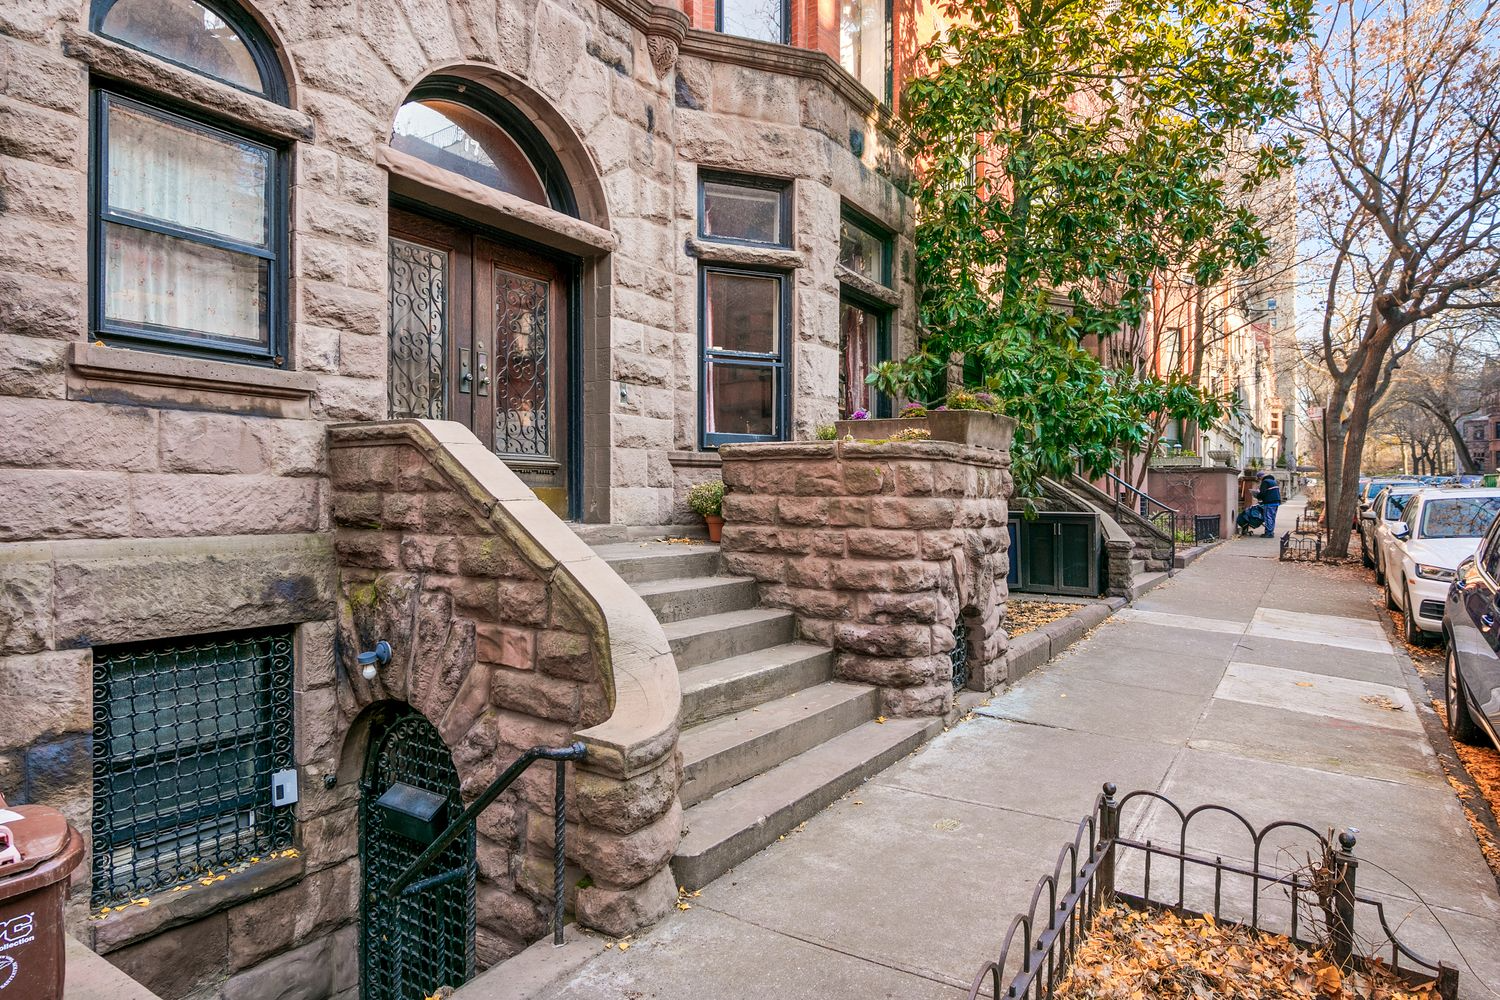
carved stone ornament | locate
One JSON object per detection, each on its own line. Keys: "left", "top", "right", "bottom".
{"left": 644, "top": 5, "right": 689, "bottom": 78}
{"left": 646, "top": 33, "right": 679, "bottom": 77}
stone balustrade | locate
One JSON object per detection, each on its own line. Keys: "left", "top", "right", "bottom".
{"left": 717, "top": 433, "right": 1014, "bottom": 717}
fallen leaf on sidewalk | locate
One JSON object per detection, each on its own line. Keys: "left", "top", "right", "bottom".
{"left": 1295, "top": 681, "right": 1315, "bottom": 687}
{"left": 1359, "top": 694, "right": 1404, "bottom": 711}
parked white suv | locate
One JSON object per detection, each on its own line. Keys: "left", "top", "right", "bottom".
{"left": 1384, "top": 488, "right": 1500, "bottom": 643}
{"left": 1362, "top": 484, "right": 1420, "bottom": 576}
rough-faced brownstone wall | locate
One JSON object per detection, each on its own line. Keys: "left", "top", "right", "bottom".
{"left": 718, "top": 439, "right": 1013, "bottom": 716}
{"left": 329, "top": 423, "right": 681, "bottom": 960}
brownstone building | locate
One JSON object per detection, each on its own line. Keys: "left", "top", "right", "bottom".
{"left": 0, "top": 0, "right": 929, "bottom": 997}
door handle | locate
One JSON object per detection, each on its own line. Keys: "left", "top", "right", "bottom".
{"left": 459, "top": 349, "right": 473, "bottom": 393}
{"left": 476, "top": 353, "right": 490, "bottom": 396}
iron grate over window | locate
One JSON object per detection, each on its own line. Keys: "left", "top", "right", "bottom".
{"left": 90, "top": 626, "right": 295, "bottom": 908}
{"left": 950, "top": 621, "right": 970, "bottom": 691}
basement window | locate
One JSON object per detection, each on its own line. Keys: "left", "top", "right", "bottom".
{"left": 90, "top": 626, "right": 295, "bottom": 908}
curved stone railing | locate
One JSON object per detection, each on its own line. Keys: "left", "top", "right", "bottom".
{"left": 328, "top": 419, "right": 680, "bottom": 939}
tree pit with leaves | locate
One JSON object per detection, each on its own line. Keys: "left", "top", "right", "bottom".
{"left": 1056, "top": 906, "right": 1439, "bottom": 999}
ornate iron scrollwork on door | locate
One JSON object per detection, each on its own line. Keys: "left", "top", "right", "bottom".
{"left": 492, "top": 268, "right": 550, "bottom": 458}
{"left": 388, "top": 238, "right": 448, "bottom": 419}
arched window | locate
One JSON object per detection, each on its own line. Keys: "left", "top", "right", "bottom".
{"left": 391, "top": 79, "right": 577, "bottom": 217}
{"left": 90, "top": 0, "right": 289, "bottom": 364}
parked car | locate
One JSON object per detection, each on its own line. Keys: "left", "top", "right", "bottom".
{"left": 1384, "top": 488, "right": 1500, "bottom": 643}
{"left": 1359, "top": 484, "right": 1420, "bottom": 573}
{"left": 1444, "top": 513, "right": 1500, "bottom": 749}
{"left": 1357, "top": 477, "right": 1413, "bottom": 530}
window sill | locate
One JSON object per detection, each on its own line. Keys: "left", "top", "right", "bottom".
{"left": 669, "top": 450, "right": 722, "bottom": 468}
{"left": 90, "top": 853, "right": 305, "bottom": 955}
{"left": 836, "top": 265, "right": 901, "bottom": 308}
{"left": 686, "top": 237, "right": 806, "bottom": 270}
{"left": 68, "top": 342, "right": 317, "bottom": 418}
{"left": 63, "top": 29, "right": 314, "bottom": 144}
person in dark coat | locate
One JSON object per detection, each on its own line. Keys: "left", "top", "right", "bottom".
{"left": 1256, "top": 473, "right": 1282, "bottom": 536}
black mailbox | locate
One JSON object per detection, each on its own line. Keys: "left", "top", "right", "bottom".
{"left": 375, "top": 781, "right": 448, "bottom": 844}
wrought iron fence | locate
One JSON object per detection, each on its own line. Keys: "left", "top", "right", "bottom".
{"left": 1280, "top": 531, "right": 1324, "bottom": 561}
{"left": 1170, "top": 513, "right": 1222, "bottom": 545}
{"left": 1293, "top": 512, "right": 1323, "bottom": 535}
{"left": 966, "top": 784, "right": 1459, "bottom": 1000}
{"left": 385, "top": 742, "right": 587, "bottom": 947}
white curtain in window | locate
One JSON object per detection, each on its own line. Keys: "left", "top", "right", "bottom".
{"left": 103, "top": 102, "right": 269, "bottom": 342}
{"left": 104, "top": 224, "right": 267, "bottom": 343}
{"left": 108, "top": 103, "right": 268, "bottom": 247}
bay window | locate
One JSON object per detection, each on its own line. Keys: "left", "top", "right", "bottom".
{"left": 701, "top": 267, "right": 789, "bottom": 445}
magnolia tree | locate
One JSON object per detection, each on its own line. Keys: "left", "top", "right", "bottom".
{"left": 874, "top": 0, "right": 1311, "bottom": 495}
{"left": 1296, "top": 0, "right": 1500, "bottom": 556}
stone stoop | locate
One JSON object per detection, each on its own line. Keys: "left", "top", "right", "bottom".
{"left": 591, "top": 541, "right": 942, "bottom": 890}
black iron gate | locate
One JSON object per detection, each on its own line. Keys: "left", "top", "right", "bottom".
{"left": 360, "top": 710, "right": 475, "bottom": 1000}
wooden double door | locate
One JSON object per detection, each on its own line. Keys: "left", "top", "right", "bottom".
{"left": 388, "top": 207, "right": 572, "bottom": 516}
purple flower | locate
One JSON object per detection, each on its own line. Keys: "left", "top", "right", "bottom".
{"left": 934, "top": 405, "right": 949, "bottom": 411}
{"left": 851, "top": 408, "right": 869, "bottom": 420}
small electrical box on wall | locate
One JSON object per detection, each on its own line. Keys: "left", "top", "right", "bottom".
{"left": 271, "top": 769, "right": 299, "bottom": 807}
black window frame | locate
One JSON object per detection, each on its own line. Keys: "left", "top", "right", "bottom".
{"left": 89, "top": 88, "right": 291, "bottom": 367}
{"left": 90, "top": 625, "right": 296, "bottom": 908}
{"left": 838, "top": 289, "right": 891, "bottom": 418}
{"left": 91, "top": 0, "right": 289, "bottom": 104}
{"left": 715, "top": 0, "right": 792, "bottom": 45}
{"left": 698, "top": 263, "right": 792, "bottom": 448}
{"left": 395, "top": 77, "right": 579, "bottom": 218}
{"left": 697, "top": 170, "right": 793, "bottom": 249}
{"left": 838, "top": 206, "right": 893, "bottom": 287}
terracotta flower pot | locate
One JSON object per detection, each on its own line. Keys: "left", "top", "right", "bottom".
{"left": 704, "top": 514, "right": 724, "bottom": 542}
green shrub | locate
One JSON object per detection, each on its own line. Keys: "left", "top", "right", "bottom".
{"left": 687, "top": 479, "right": 726, "bottom": 517}
{"left": 814, "top": 424, "right": 839, "bottom": 440}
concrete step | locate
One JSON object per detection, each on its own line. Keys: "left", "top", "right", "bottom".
{"left": 680, "top": 643, "right": 833, "bottom": 728}
{"left": 1129, "top": 570, "right": 1170, "bottom": 601}
{"left": 679, "top": 682, "right": 878, "bottom": 807}
{"left": 633, "top": 575, "right": 759, "bottom": 624}
{"left": 671, "top": 716, "right": 941, "bottom": 889}
{"left": 591, "top": 541, "right": 721, "bottom": 585}
{"left": 663, "top": 607, "right": 797, "bottom": 670}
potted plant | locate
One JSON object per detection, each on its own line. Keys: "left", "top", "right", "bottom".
{"left": 925, "top": 390, "right": 1016, "bottom": 451}
{"left": 832, "top": 402, "right": 930, "bottom": 441}
{"left": 687, "top": 479, "right": 727, "bottom": 542}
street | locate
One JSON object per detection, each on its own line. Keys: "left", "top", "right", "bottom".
{"left": 500, "top": 500, "right": 1500, "bottom": 999}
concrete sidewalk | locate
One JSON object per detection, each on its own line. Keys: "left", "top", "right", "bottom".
{"left": 496, "top": 499, "right": 1500, "bottom": 999}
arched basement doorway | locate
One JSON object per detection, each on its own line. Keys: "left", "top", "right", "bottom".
{"left": 383, "top": 74, "right": 599, "bottom": 520}
{"left": 359, "top": 706, "right": 475, "bottom": 1000}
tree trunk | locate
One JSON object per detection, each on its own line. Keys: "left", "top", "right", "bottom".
{"left": 1441, "top": 419, "right": 1480, "bottom": 474}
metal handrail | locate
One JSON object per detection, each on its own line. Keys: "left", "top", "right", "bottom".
{"left": 1101, "top": 470, "right": 1179, "bottom": 568}
{"left": 385, "top": 741, "right": 588, "bottom": 945}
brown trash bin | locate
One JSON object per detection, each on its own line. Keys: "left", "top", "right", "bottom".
{"left": 0, "top": 803, "right": 85, "bottom": 1000}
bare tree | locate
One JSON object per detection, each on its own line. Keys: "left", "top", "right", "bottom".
{"left": 1385, "top": 317, "right": 1500, "bottom": 472}
{"left": 1295, "top": 0, "right": 1500, "bottom": 556}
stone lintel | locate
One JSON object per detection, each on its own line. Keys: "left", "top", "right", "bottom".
{"left": 379, "top": 146, "right": 618, "bottom": 258}
{"left": 61, "top": 29, "right": 315, "bottom": 144}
